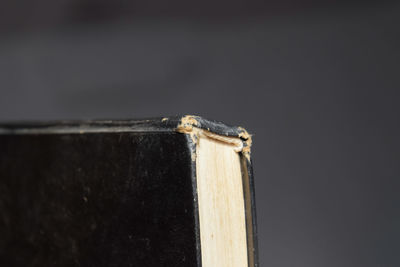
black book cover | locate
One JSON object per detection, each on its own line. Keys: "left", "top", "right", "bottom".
{"left": 0, "top": 115, "right": 258, "bottom": 267}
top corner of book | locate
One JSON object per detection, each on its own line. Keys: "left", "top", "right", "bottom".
{"left": 173, "top": 115, "right": 251, "bottom": 139}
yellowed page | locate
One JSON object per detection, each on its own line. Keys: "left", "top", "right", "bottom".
{"left": 196, "top": 133, "right": 248, "bottom": 267}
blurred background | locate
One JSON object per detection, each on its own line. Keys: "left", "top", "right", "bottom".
{"left": 1, "top": 1, "right": 400, "bottom": 266}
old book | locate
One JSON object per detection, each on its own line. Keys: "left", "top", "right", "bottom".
{"left": 0, "top": 115, "right": 258, "bottom": 267}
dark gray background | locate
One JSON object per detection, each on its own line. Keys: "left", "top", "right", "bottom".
{"left": 1, "top": 1, "right": 399, "bottom": 266}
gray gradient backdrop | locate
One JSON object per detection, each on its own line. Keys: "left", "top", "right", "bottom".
{"left": 1, "top": 2, "right": 399, "bottom": 266}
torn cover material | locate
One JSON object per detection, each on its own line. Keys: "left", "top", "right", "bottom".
{"left": 175, "top": 115, "right": 252, "bottom": 160}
